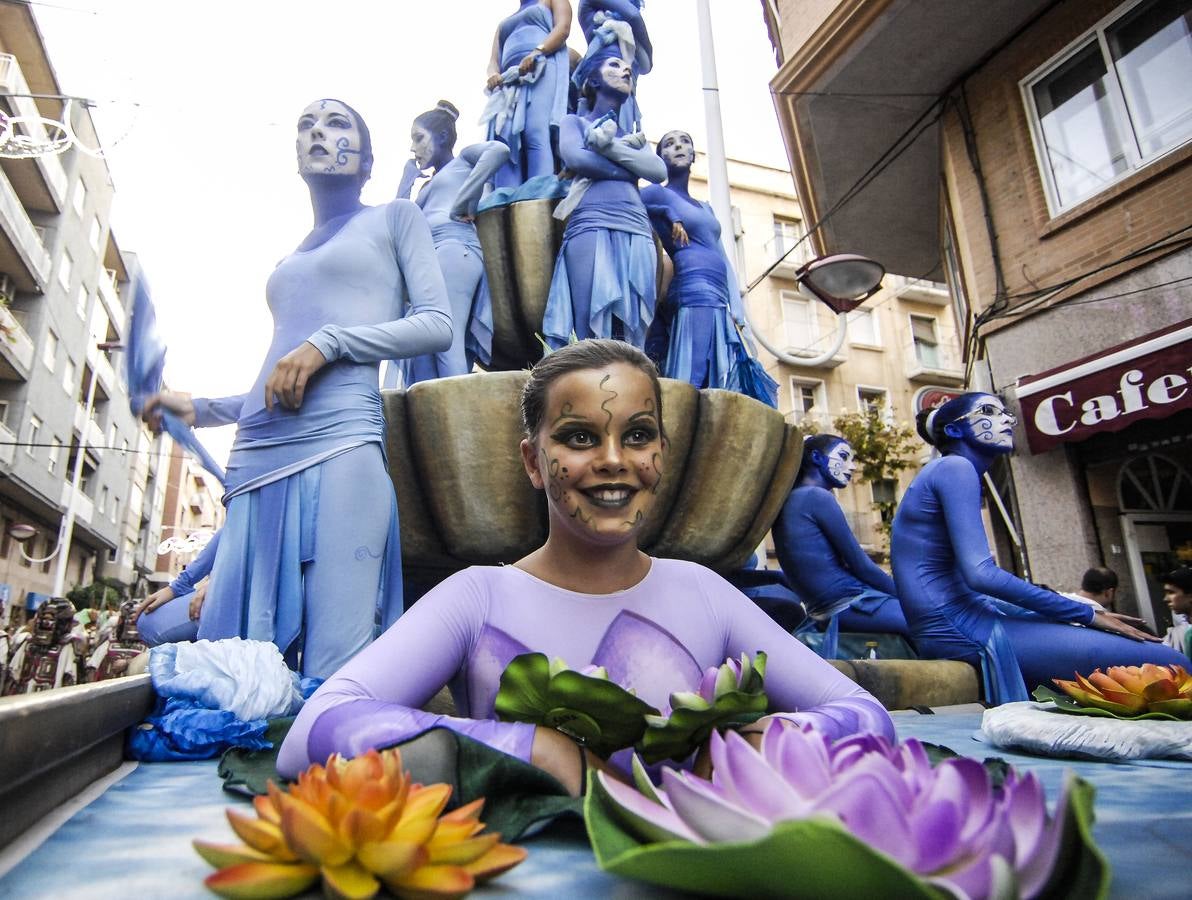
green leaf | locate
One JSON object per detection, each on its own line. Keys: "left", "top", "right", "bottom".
{"left": 1032, "top": 686, "right": 1186, "bottom": 721}
{"left": 638, "top": 691, "right": 768, "bottom": 764}
{"left": 1036, "top": 774, "right": 1111, "bottom": 900}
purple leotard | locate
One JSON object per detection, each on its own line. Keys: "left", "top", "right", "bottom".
{"left": 278, "top": 558, "right": 893, "bottom": 777}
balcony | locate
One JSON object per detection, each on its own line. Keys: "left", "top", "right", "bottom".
{"left": 0, "top": 420, "right": 16, "bottom": 466}
{"left": 887, "top": 274, "right": 952, "bottom": 306}
{"left": 903, "top": 337, "right": 965, "bottom": 384}
{"left": 785, "top": 409, "right": 835, "bottom": 433}
{"left": 762, "top": 234, "right": 814, "bottom": 281}
{"left": 59, "top": 481, "right": 94, "bottom": 526}
{"left": 0, "top": 304, "right": 34, "bottom": 378}
{"left": 86, "top": 341, "right": 119, "bottom": 395}
{"left": 778, "top": 328, "right": 848, "bottom": 369}
{"left": 96, "top": 268, "right": 126, "bottom": 334}
{"left": 0, "top": 164, "right": 51, "bottom": 291}
{"left": 73, "top": 403, "right": 105, "bottom": 453}
{"left": 0, "top": 54, "right": 69, "bottom": 211}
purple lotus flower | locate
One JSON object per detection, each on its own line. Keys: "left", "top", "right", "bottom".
{"left": 598, "top": 722, "right": 1073, "bottom": 899}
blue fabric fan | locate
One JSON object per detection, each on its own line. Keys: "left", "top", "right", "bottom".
{"left": 725, "top": 332, "right": 779, "bottom": 408}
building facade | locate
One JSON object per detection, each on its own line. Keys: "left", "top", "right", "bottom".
{"left": 765, "top": 0, "right": 1192, "bottom": 627}
{"left": 687, "top": 152, "right": 963, "bottom": 556}
{"left": 0, "top": 1, "right": 172, "bottom": 620}
{"left": 152, "top": 442, "right": 222, "bottom": 585}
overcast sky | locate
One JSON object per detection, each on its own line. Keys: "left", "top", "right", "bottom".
{"left": 33, "top": 0, "right": 788, "bottom": 463}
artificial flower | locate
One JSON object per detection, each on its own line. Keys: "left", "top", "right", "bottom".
{"left": 494, "top": 652, "right": 658, "bottom": 758}
{"left": 1051, "top": 663, "right": 1192, "bottom": 719}
{"left": 194, "top": 748, "right": 526, "bottom": 899}
{"left": 587, "top": 721, "right": 1108, "bottom": 899}
{"left": 639, "top": 652, "right": 768, "bottom": 763}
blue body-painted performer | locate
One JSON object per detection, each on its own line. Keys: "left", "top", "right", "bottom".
{"left": 640, "top": 130, "right": 748, "bottom": 388}
{"left": 143, "top": 100, "right": 451, "bottom": 678}
{"left": 575, "top": 0, "right": 652, "bottom": 132}
{"left": 772, "top": 434, "right": 911, "bottom": 658}
{"left": 543, "top": 53, "right": 666, "bottom": 350}
{"left": 393, "top": 101, "right": 510, "bottom": 382}
{"left": 133, "top": 532, "right": 221, "bottom": 646}
{"left": 890, "top": 392, "right": 1187, "bottom": 703}
{"left": 484, "top": 0, "right": 573, "bottom": 190}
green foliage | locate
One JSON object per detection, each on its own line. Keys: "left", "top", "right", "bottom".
{"left": 65, "top": 576, "right": 128, "bottom": 611}
{"left": 830, "top": 408, "right": 919, "bottom": 544}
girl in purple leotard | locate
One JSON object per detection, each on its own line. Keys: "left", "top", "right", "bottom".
{"left": 279, "top": 340, "right": 893, "bottom": 790}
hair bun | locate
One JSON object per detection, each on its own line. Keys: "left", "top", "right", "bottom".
{"left": 916, "top": 408, "right": 939, "bottom": 446}
{"left": 435, "top": 100, "right": 460, "bottom": 121}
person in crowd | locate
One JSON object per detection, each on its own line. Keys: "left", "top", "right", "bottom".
{"left": 1161, "top": 566, "right": 1192, "bottom": 658}
{"left": 278, "top": 340, "right": 893, "bottom": 787}
{"left": 1059, "top": 566, "right": 1120, "bottom": 613}
{"left": 890, "top": 392, "right": 1187, "bottom": 703}
{"left": 142, "top": 99, "right": 451, "bottom": 678}
{"left": 772, "top": 434, "right": 911, "bottom": 658}
{"left": 394, "top": 100, "right": 509, "bottom": 381}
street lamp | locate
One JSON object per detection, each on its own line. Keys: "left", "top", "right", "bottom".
{"left": 745, "top": 253, "right": 886, "bottom": 368}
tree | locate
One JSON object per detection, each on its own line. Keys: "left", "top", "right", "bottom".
{"left": 830, "top": 408, "right": 920, "bottom": 543}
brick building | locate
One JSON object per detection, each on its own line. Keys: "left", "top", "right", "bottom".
{"left": 764, "top": 0, "right": 1192, "bottom": 628}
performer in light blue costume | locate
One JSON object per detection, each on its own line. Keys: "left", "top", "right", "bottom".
{"left": 575, "top": 0, "right": 652, "bottom": 132}
{"left": 143, "top": 100, "right": 451, "bottom": 678}
{"left": 393, "top": 101, "right": 509, "bottom": 382}
{"left": 544, "top": 52, "right": 666, "bottom": 350}
{"left": 640, "top": 130, "right": 748, "bottom": 388}
{"left": 890, "top": 392, "right": 1186, "bottom": 703}
{"left": 773, "top": 434, "right": 911, "bottom": 659}
{"left": 484, "top": 0, "right": 572, "bottom": 190}
{"left": 133, "top": 532, "right": 221, "bottom": 646}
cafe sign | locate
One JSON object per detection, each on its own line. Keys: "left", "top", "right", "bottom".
{"left": 1016, "top": 321, "right": 1192, "bottom": 454}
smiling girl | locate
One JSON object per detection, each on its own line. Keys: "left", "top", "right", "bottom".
{"left": 278, "top": 340, "right": 893, "bottom": 789}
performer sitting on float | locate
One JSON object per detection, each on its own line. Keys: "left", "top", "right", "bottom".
{"left": 575, "top": 0, "right": 652, "bottom": 132}
{"left": 132, "top": 530, "right": 220, "bottom": 646}
{"left": 278, "top": 340, "right": 893, "bottom": 787}
{"left": 394, "top": 100, "right": 509, "bottom": 381}
{"left": 484, "top": 0, "right": 572, "bottom": 191}
{"left": 772, "top": 434, "right": 911, "bottom": 659}
{"left": 141, "top": 99, "right": 451, "bottom": 679}
{"left": 890, "top": 392, "right": 1188, "bottom": 703}
{"left": 543, "top": 51, "right": 666, "bottom": 351}
{"left": 640, "top": 130, "right": 749, "bottom": 390}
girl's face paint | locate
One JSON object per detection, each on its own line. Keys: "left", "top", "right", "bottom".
{"left": 522, "top": 363, "right": 664, "bottom": 547}
{"left": 952, "top": 394, "right": 1016, "bottom": 453}
{"left": 817, "top": 440, "right": 857, "bottom": 488}
{"left": 296, "top": 100, "right": 363, "bottom": 176}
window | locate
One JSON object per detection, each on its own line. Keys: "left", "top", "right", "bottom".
{"left": 847, "top": 308, "right": 880, "bottom": 346}
{"left": 770, "top": 217, "right": 807, "bottom": 265}
{"left": 789, "top": 378, "right": 825, "bottom": 425}
{"left": 62, "top": 358, "right": 75, "bottom": 396}
{"left": 19, "top": 536, "right": 33, "bottom": 568}
{"left": 43, "top": 330, "right": 58, "bottom": 371}
{"left": 781, "top": 291, "right": 819, "bottom": 351}
{"left": 57, "top": 250, "right": 73, "bottom": 292}
{"left": 72, "top": 180, "right": 87, "bottom": 218}
{"left": 89, "top": 216, "right": 102, "bottom": 253}
{"left": 857, "top": 387, "right": 888, "bottom": 417}
{"left": 871, "top": 479, "right": 898, "bottom": 524}
{"left": 0, "top": 400, "right": 9, "bottom": 427}
{"left": 1024, "top": 0, "right": 1192, "bottom": 212}
{"left": 110, "top": 493, "right": 119, "bottom": 522}
{"left": 76, "top": 284, "right": 88, "bottom": 318}
{"left": 26, "top": 415, "right": 41, "bottom": 456}
{"left": 910, "top": 315, "right": 941, "bottom": 367}
{"left": 0, "top": 517, "right": 11, "bottom": 559}
{"left": 48, "top": 436, "right": 61, "bottom": 474}
{"left": 98, "top": 486, "right": 108, "bottom": 515}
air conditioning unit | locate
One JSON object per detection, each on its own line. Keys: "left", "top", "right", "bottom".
{"left": 0, "top": 273, "right": 13, "bottom": 305}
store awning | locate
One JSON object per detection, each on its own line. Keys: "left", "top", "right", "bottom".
{"left": 1015, "top": 320, "right": 1192, "bottom": 454}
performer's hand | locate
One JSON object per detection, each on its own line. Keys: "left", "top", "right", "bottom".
{"left": 586, "top": 119, "right": 617, "bottom": 152}
{"left": 1091, "top": 610, "right": 1161, "bottom": 642}
{"left": 189, "top": 581, "right": 209, "bottom": 621}
{"left": 518, "top": 49, "right": 541, "bottom": 76}
{"left": 622, "top": 132, "right": 647, "bottom": 150}
{"left": 403, "top": 158, "right": 426, "bottom": 179}
{"left": 141, "top": 392, "right": 195, "bottom": 431}
{"left": 132, "top": 585, "right": 175, "bottom": 623}
{"left": 672, "top": 221, "right": 690, "bottom": 247}
{"left": 486, "top": 72, "right": 503, "bottom": 91}
{"left": 264, "top": 342, "right": 327, "bottom": 412}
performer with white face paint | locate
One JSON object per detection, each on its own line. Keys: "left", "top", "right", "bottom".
{"left": 772, "top": 435, "right": 911, "bottom": 658}
{"left": 891, "top": 392, "right": 1186, "bottom": 703}
{"left": 142, "top": 99, "right": 451, "bottom": 678}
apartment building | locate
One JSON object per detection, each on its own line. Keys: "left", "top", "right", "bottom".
{"left": 0, "top": 1, "right": 169, "bottom": 617}
{"left": 764, "top": 0, "right": 1192, "bottom": 627}
{"left": 686, "top": 151, "right": 963, "bottom": 554}
{"left": 152, "top": 441, "right": 222, "bottom": 585}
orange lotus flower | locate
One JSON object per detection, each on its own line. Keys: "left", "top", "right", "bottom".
{"left": 194, "top": 748, "right": 527, "bottom": 899}
{"left": 1053, "top": 663, "right": 1192, "bottom": 719}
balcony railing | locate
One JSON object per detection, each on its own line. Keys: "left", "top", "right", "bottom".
{"left": 887, "top": 274, "right": 952, "bottom": 306}
{"left": 0, "top": 420, "right": 16, "bottom": 466}
{"left": 762, "top": 234, "right": 813, "bottom": 280}
{"left": 0, "top": 163, "right": 51, "bottom": 289}
{"left": 785, "top": 409, "right": 835, "bottom": 432}
{"left": 73, "top": 403, "right": 106, "bottom": 453}
{"left": 0, "top": 303, "right": 35, "bottom": 378}
{"left": 59, "top": 481, "right": 94, "bottom": 526}
{"left": 96, "top": 268, "right": 126, "bottom": 334}
{"left": 0, "top": 54, "right": 69, "bottom": 208}
{"left": 903, "top": 336, "right": 965, "bottom": 383}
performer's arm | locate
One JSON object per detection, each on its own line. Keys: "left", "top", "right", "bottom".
{"left": 600, "top": 135, "right": 667, "bottom": 183}
{"left": 811, "top": 491, "right": 898, "bottom": 595}
{"left": 305, "top": 201, "right": 452, "bottom": 363}
{"left": 168, "top": 531, "right": 221, "bottom": 597}
{"left": 191, "top": 394, "right": 247, "bottom": 428}
{"left": 559, "top": 116, "right": 637, "bottom": 181}
{"left": 450, "top": 142, "right": 511, "bottom": 218}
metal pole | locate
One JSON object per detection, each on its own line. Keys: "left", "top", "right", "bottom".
{"left": 696, "top": 0, "right": 735, "bottom": 265}
{"left": 52, "top": 363, "right": 98, "bottom": 596}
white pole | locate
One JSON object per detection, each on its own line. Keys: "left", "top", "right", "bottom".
{"left": 52, "top": 363, "right": 98, "bottom": 596}
{"left": 696, "top": 0, "right": 735, "bottom": 265}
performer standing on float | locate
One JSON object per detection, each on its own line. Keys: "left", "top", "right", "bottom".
{"left": 394, "top": 101, "right": 509, "bottom": 382}
{"left": 543, "top": 51, "right": 666, "bottom": 350}
{"left": 485, "top": 0, "right": 572, "bottom": 190}
{"left": 279, "top": 340, "right": 892, "bottom": 786}
{"left": 575, "top": 0, "right": 652, "bottom": 132}
{"left": 640, "top": 130, "right": 748, "bottom": 389}
{"left": 891, "top": 392, "right": 1187, "bottom": 703}
{"left": 142, "top": 99, "right": 451, "bottom": 679}
{"left": 772, "top": 434, "right": 911, "bottom": 658}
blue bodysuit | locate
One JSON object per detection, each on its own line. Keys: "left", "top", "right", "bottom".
{"left": 891, "top": 454, "right": 1188, "bottom": 702}
{"left": 576, "top": 1, "right": 652, "bottom": 133}
{"left": 773, "top": 485, "right": 910, "bottom": 645}
{"left": 395, "top": 142, "right": 509, "bottom": 382}
{"left": 189, "top": 201, "right": 451, "bottom": 679}
{"left": 640, "top": 185, "right": 744, "bottom": 389}
{"left": 137, "top": 531, "right": 221, "bottom": 646}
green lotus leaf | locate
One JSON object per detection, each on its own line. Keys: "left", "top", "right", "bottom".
{"left": 1033, "top": 686, "right": 1186, "bottom": 721}
{"left": 585, "top": 768, "right": 1109, "bottom": 900}
{"left": 494, "top": 653, "right": 660, "bottom": 758}
{"left": 638, "top": 690, "right": 769, "bottom": 764}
